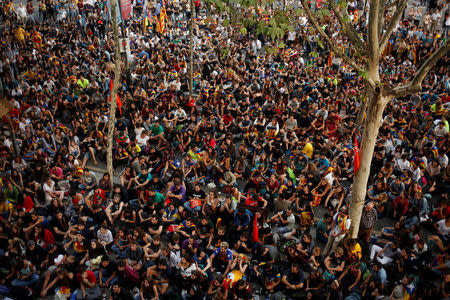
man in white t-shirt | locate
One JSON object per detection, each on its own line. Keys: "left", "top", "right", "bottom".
{"left": 431, "top": 9, "right": 441, "bottom": 32}
{"left": 271, "top": 207, "right": 296, "bottom": 238}
{"left": 429, "top": 216, "right": 450, "bottom": 253}
{"left": 436, "top": 216, "right": 450, "bottom": 236}
{"left": 43, "top": 177, "right": 64, "bottom": 205}
{"left": 324, "top": 206, "right": 351, "bottom": 256}
{"left": 136, "top": 131, "right": 150, "bottom": 147}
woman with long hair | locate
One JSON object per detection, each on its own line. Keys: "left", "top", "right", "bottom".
{"left": 139, "top": 278, "right": 159, "bottom": 300}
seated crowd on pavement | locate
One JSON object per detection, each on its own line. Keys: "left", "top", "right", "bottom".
{"left": 0, "top": 0, "right": 449, "bottom": 299}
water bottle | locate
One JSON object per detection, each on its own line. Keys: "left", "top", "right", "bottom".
{"left": 181, "top": 289, "right": 188, "bottom": 300}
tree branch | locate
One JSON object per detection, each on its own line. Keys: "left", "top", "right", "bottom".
{"left": 368, "top": 0, "right": 380, "bottom": 63}
{"left": 327, "top": 0, "right": 366, "bottom": 55}
{"left": 385, "top": 0, "right": 400, "bottom": 10}
{"left": 300, "top": 0, "right": 364, "bottom": 74}
{"left": 379, "top": 0, "right": 408, "bottom": 53}
{"left": 391, "top": 39, "right": 450, "bottom": 98}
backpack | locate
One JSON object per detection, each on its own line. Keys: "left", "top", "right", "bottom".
{"left": 125, "top": 265, "right": 140, "bottom": 284}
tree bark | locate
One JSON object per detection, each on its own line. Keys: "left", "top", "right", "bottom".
{"left": 106, "top": 0, "right": 122, "bottom": 186}
{"left": 189, "top": 0, "right": 194, "bottom": 99}
{"left": 7, "top": 117, "right": 20, "bottom": 157}
{"left": 355, "top": 96, "right": 367, "bottom": 128}
{"left": 349, "top": 89, "right": 390, "bottom": 238}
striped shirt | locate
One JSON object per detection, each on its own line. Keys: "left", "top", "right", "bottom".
{"left": 361, "top": 208, "right": 377, "bottom": 229}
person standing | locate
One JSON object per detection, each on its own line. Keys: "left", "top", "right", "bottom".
{"left": 324, "top": 206, "right": 351, "bottom": 257}
{"left": 431, "top": 9, "right": 442, "bottom": 33}
{"left": 358, "top": 202, "right": 377, "bottom": 245}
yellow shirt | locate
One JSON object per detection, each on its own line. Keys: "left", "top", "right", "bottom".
{"left": 15, "top": 27, "right": 25, "bottom": 41}
{"left": 0, "top": 201, "right": 13, "bottom": 215}
{"left": 77, "top": 78, "right": 89, "bottom": 89}
{"left": 351, "top": 243, "right": 362, "bottom": 260}
{"left": 302, "top": 142, "right": 314, "bottom": 159}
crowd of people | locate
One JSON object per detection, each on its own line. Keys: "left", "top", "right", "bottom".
{"left": 0, "top": 0, "right": 449, "bottom": 299}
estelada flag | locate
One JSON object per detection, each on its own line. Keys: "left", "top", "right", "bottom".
{"left": 354, "top": 133, "right": 360, "bottom": 173}
{"left": 327, "top": 52, "right": 332, "bottom": 67}
{"left": 160, "top": 0, "right": 167, "bottom": 20}
{"left": 311, "top": 191, "right": 321, "bottom": 207}
{"left": 108, "top": 79, "right": 123, "bottom": 114}
{"left": 159, "top": 12, "right": 165, "bottom": 33}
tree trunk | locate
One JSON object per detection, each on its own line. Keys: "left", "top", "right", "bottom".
{"left": 349, "top": 88, "right": 390, "bottom": 238}
{"left": 355, "top": 96, "right": 367, "bottom": 127}
{"left": 106, "top": 0, "right": 122, "bottom": 186}
{"left": 189, "top": 0, "right": 194, "bottom": 99}
{"left": 7, "top": 117, "right": 20, "bottom": 157}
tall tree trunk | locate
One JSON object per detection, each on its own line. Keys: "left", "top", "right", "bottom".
{"left": 189, "top": 0, "right": 194, "bottom": 99}
{"left": 348, "top": 88, "right": 390, "bottom": 237}
{"left": 355, "top": 96, "right": 367, "bottom": 127}
{"left": 106, "top": 0, "right": 122, "bottom": 186}
{"left": 7, "top": 117, "right": 20, "bottom": 157}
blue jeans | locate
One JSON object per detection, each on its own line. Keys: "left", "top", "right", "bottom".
{"left": 78, "top": 183, "right": 95, "bottom": 193}
{"left": 183, "top": 202, "right": 201, "bottom": 213}
{"left": 405, "top": 216, "right": 418, "bottom": 229}
{"left": 112, "top": 241, "right": 128, "bottom": 259}
{"left": 12, "top": 273, "right": 39, "bottom": 287}
{"left": 129, "top": 199, "right": 142, "bottom": 210}
{"left": 277, "top": 226, "right": 291, "bottom": 234}
{"left": 94, "top": 270, "right": 117, "bottom": 285}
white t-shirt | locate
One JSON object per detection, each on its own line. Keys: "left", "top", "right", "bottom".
{"left": 96, "top": 229, "right": 113, "bottom": 244}
{"left": 174, "top": 109, "right": 187, "bottom": 119}
{"left": 324, "top": 172, "right": 336, "bottom": 186}
{"left": 43, "top": 180, "right": 55, "bottom": 202}
{"left": 437, "top": 219, "right": 450, "bottom": 236}
{"left": 285, "top": 213, "right": 296, "bottom": 231}
{"left": 136, "top": 134, "right": 150, "bottom": 147}
{"left": 397, "top": 159, "right": 410, "bottom": 171}
{"left": 179, "top": 263, "right": 197, "bottom": 277}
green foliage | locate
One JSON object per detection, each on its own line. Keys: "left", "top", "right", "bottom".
{"left": 210, "top": 0, "right": 296, "bottom": 52}
{"left": 240, "top": 0, "right": 258, "bottom": 8}
{"left": 358, "top": 69, "right": 369, "bottom": 80}
{"left": 315, "top": 8, "right": 331, "bottom": 18}
{"left": 256, "top": 21, "right": 267, "bottom": 36}
{"left": 317, "top": 40, "right": 324, "bottom": 49}
{"left": 243, "top": 18, "right": 257, "bottom": 28}
{"left": 267, "top": 25, "right": 284, "bottom": 40}
{"left": 221, "top": 48, "right": 230, "bottom": 60}
{"left": 308, "top": 27, "right": 316, "bottom": 34}
{"left": 337, "top": 0, "right": 348, "bottom": 9}
{"left": 261, "top": 0, "right": 276, "bottom": 6}
{"left": 265, "top": 46, "right": 279, "bottom": 56}
{"left": 295, "top": 8, "right": 305, "bottom": 16}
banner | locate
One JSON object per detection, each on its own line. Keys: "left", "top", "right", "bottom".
{"left": 120, "top": 0, "right": 132, "bottom": 20}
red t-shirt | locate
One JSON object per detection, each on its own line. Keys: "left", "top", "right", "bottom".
{"left": 50, "top": 167, "right": 63, "bottom": 180}
{"left": 93, "top": 189, "right": 106, "bottom": 205}
{"left": 77, "top": 270, "right": 97, "bottom": 284}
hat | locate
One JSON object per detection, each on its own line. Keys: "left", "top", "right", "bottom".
{"left": 27, "top": 240, "right": 35, "bottom": 247}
